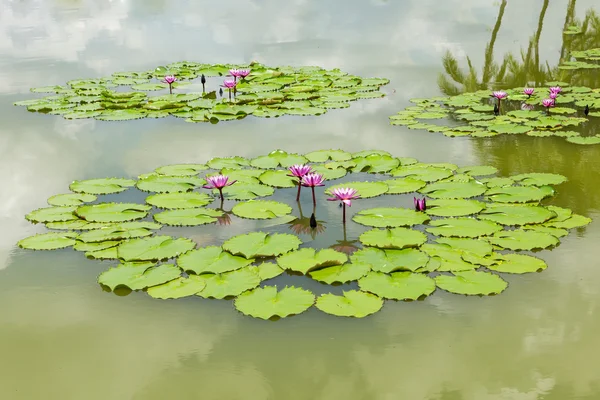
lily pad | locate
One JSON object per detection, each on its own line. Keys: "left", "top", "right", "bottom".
{"left": 137, "top": 175, "right": 205, "bottom": 193}
{"left": 256, "top": 262, "right": 285, "bottom": 281}
{"left": 117, "top": 235, "right": 196, "bottom": 261}
{"left": 325, "top": 181, "right": 388, "bottom": 198}
{"left": 435, "top": 271, "right": 507, "bottom": 295}
{"left": 223, "top": 232, "right": 302, "bottom": 259}
{"left": 351, "top": 247, "right": 429, "bottom": 273}
{"left": 196, "top": 268, "right": 261, "bottom": 299}
{"left": 456, "top": 165, "right": 498, "bottom": 176}
{"left": 420, "top": 244, "right": 478, "bottom": 272}
{"left": 234, "top": 286, "right": 315, "bottom": 319}
{"left": 232, "top": 200, "right": 292, "bottom": 220}
{"left": 145, "top": 192, "right": 214, "bottom": 209}
{"left": 358, "top": 271, "right": 436, "bottom": 300}
{"left": 478, "top": 204, "right": 556, "bottom": 226}
{"left": 73, "top": 240, "right": 121, "bottom": 252}
{"left": 420, "top": 181, "right": 486, "bottom": 199}
{"left": 567, "top": 136, "right": 600, "bottom": 145}
{"left": 70, "top": 178, "right": 136, "bottom": 195}
{"left": 178, "top": 246, "right": 253, "bottom": 274}
{"left": 77, "top": 222, "right": 160, "bottom": 242}
{"left": 487, "top": 229, "right": 559, "bottom": 251}
{"left": 426, "top": 218, "right": 502, "bottom": 238}
{"left": 304, "top": 149, "right": 352, "bottom": 162}
{"left": 147, "top": 275, "right": 207, "bottom": 299}
{"left": 18, "top": 232, "right": 78, "bottom": 250}
{"left": 76, "top": 203, "right": 151, "bottom": 223}
{"left": 485, "top": 185, "right": 554, "bottom": 203}
{"left": 153, "top": 207, "right": 223, "bottom": 226}
{"left": 350, "top": 155, "right": 400, "bottom": 173}
{"left": 359, "top": 228, "right": 427, "bottom": 249}
{"left": 250, "top": 150, "right": 307, "bottom": 169}
{"left": 382, "top": 178, "right": 427, "bottom": 194}
{"left": 98, "top": 262, "right": 181, "bottom": 291}
{"left": 154, "top": 164, "right": 208, "bottom": 176}
{"left": 26, "top": 206, "right": 77, "bottom": 223}
{"left": 425, "top": 199, "right": 485, "bottom": 217}
{"left": 544, "top": 214, "right": 591, "bottom": 229}
{"left": 220, "top": 183, "right": 274, "bottom": 200}
{"left": 434, "top": 237, "right": 492, "bottom": 256}
{"left": 47, "top": 193, "right": 97, "bottom": 206}
{"left": 352, "top": 207, "right": 429, "bottom": 227}
{"left": 277, "top": 248, "right": 348, "bottom": 274}
{"left": 391, "top": 165, "right": 453, "bottom": 182}
{"left": 488, "top": 254, "right": 547, "bottom": 274}
{"left": 309, "top": 262, "right": 371, "bottom": 284}
{"left": 259, "top": 170, "right": 296, "bottom": 188}
{"left": 315, "top": 290, "right": 383, "bottom": 318}
{"left": 511, "top": 173, "right": 567, "bottom": 186}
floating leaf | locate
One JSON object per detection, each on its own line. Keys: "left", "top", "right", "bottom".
{"left": 26, "top": 206, "right": 77, "bottom": 223}
{"left": 435, "top": 271, "right": 507, "bottom": 295}
{"left": 456, "top": 165, "right": 498, "bottom": 176}
{"left": 391, "top": 165, "right": 453, "bottom": 182}
{"left": 316, "top": 290, "right": 383, "bottom": 318}
{"left": 309, "top": 262, "right": 371, "bottom": 284}
{"left": 567, "top": 136, "right": 600, "bottom": 145}
{"left": 256, "top": 262, "right": 285, "bottom": 281}
{"left": 136, "top": 175, "right": 205, "bottom": 193}
{"left": 196, "top": 268, "right": 261, "bottom": 299}
{"left": 420, "top": 244, "right": 478, "bottom": 272}
{"left": 420, "top": 181, "right": 486, "bottom": 199}
{"left": 351, "top": 247, "right": 429, "bottom": 273}
{"left": 220, "top": 183, "right": 274, "bottom": 200}
{"left": 223, "top": 232, "right": 302, "bottom": 259}
{"left": 382, "top": 178, "right": 427, "bottom": 194}
{"left": 178, "top": 246, "right": 253, "bottom": 274}
{"left": 485, "top": 185, "right": 554, "bottom": 203}
{"left": 77, "top": 222, "right": 159, "bottom": 242}
{"left": 259, "top": 170, "right": 296, "bottom": 188}
{"left": 47, "top": 193, "right": 97, "bottom": 206}
{"left": 359, "top": 228, "right": 427, "bottom": 249}
{"left": 358, "top": 271, "right": 436, "bottom": 300}
{"left": 488, "top": 254, "right": 547, "bottom": 274}
{"left": 147, "top": 275, "right": 207, "bottom": 299}
{"left": 76, "top": 203, "right": 150, "bottom": 223}
{"left": 145, "top": 192, "right": 214, "bottom": 209}
{"left": 250, "top": 150, "right": 307, "bottom": 169}
{"left": 425, "top": 199, "right": 485, "bottom": 217}
{"left": 153, "top": 207, "right": 223, "bottom": 226}
{"left": 70, "top": 178, "right": 136, "bottom": 195}
{"left": 277, "top": 248, "right": 348, "bottom": 274}
{"left": 234, "top": 286, "right": 315, "bottom": 319}
{"left": 511, "top": 173, "right": 567, "bottom": 186}
{"left": 98, "top": 262, "right": 181, "bottom": 291}
{"left": 231, "top": 200, "right": 292, "bottom": 220}
{"left": 117, "top": 235, "right": 195, "bottom": 261}
{"left": 487, "top": 229, "right": 559, "bottom": 251}
{"left": 325, "top": 181, "right": 388, "bottom": 198}
{"left": 352, "top": 207, "right": 429, "bottom": 227}
{"left": 18, "top": 232, "right": 78, "bottom": 250}
{"left": 350, "top": 155, "right": 399, "bottom": 173}
{"left": 154, "top": 164, "right": 208, "bottom": 176}
{"left": 207, "top": 156, "right": 249, "bottom": 170}
{"left": 544, "top": 213, "right": 591, "bottom": 229}
{"left": 304, "top": 149, "right": 351, "bottom": 162}
{"left": 434, "top": 237, "right": 492, "bottom": 256}
{"left": 426, "top": 218, "right": 502, "bottom": 238}
{"left": 73, "top": 240, "right": 120, "bottom": 252}
{"left": 478, "top": 204, "right": 556, "bottom": 226}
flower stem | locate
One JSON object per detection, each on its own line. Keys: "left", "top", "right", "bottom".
{"left": 219, "top": 189, "right": 224, "bottom": 202}
{"left": 342, "top": 203, "right": 346, "bottom": 224}
{"left": 311, "top": 187, "right": 316, "bottom": 207}
{"left": 228, "top": 89, "right": 231, "bottom": 101}
{"left": 296, "top": 181, "right": 302, "bottom": 201}
{"left": 497, "top": 98, "right": 501, "bottom": 114}
{"left": 169, "top": 84, "right": 173, "bottom": 95}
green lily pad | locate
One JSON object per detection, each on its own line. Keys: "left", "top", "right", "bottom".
{"left": 425, "top": 199, "right": 485, "bottom": 217}
{"left": 511, "top": 173, "right": 567, "bottom": 186}
{"left": 351, "top": 247, "right": 429, "bottom": 273}
{"left": 73, "top": 240, "right": 121, "bottom": 252}
{"left": 77, "top": 222, "right": 159, "bottom": 242}
{"left": 544, "top": 214, "right": 591, "bottom": 229}
{"left": 153, "top": 207, "right": 223, "bottom": 226}
{"left": 352, "top": 207, "right": 429, "bottom": 228}
{"left": 304, "top": 149, "right": 352, "bottom": 162}
{"left": 96, "top": 110, "right": 147, "bottom": 121}
{"left": 207, "top": 156, "right": 250, "bottom": 170}
{"left": 426, "top": 218, "right": 503, "bottom": 238}
{"left": 310, "top": 165, "right": 347, "bottom": 180}
{"left": 315, "top": 290, "right": 383, "bottom": 318}
{"left": 485, "top": 185, "right": 554, "bottom": 203}
{"left": 26, "top": 206, "right": 77, "bottom": 223}
{"left": 420, "top": 181, "right": 486, "bottom": 199}
{"left": 359, "top": 228, "right": 427, "bottom": 249}
{"left": 256, "top": 262, "right": 285, "bottom": 281}
{"left": 234, "top": 286, "right": 315, "bottom": 319}
{"left": 309, "top": 262, "right": 371, "bottom": 284}
{"left": 566, "top": 136, "right": 600, "bottom": 145}
{"left": 196, "top": 268, "right": 261, "bottom": 299}
{"left": 47, "top": 193, "right": 97, "bottom": 206}
{"left": 487, "top": 229, "right": 559, "bottom": 251}
{"left": 154, "top": 164, "right": 208, "bottom": 176}
{"left": 350, "top": 155, "right": 400, "bottom": 173}
{"left": 70, "top": 178, "right": 136, "bottom": 195}
{"left": 18, "top": 232, "right": 78, "bottom": 250}
{"left": 220, "top": 168, "right": 266, "bottom": 184}
{"left": 136, "top": 175, "right": 205, "bottom": 193}
{"left": 325, "top": 181, "right": 388, "bottom": 198}
{"left": 420, "top": 244, "right": 478, "bottom": 272}
{"left": 382, "top": 178, "right": 427, "bottom": 194}
{"left": 250, "top": 150, "right": 307, "bottom": 169}
{"left": 277, "top": 248, "right": 348, "bottom": 274}
{"left": 434, "top": 237, "right": 492, "bottom": 257}
{"left": 488, "top": 124, "right": 531, "bottom": 134}
{"left": 487, "top": 254, "right": 547, "bottom": 274}
{"left": 76, "top": 203, "right": 150, "bottom": 223}
{"left": 178, "top": 246, "right": 253, "bottom": 274}
{"left": 259, "top": 170, "right": 296, "bottom": 188}
{"left": 480, "top": 177, "right": 514, "bottom": 188}
{"left": 45, "top": 219, "right": 109, "bottom": 230}
{"left": 435, "top": 271, "right": 507, "bottom": 295}
{"left": 456, "top": 165, "right": 498, "bottom": 176}
{"left": 220, "top": 183, "right": 274, "bottom": 200}
{"left": 117, "top": 235, "right": 196, "bottom": 261}
{"left": 145, "top": 192, "right": 214, "bottom": 209}
{"left": 390, "top": 165, "right": 453, "bottom": 182}
{"left": 478, "top": 204, "right": 556, "bottom": 226}
{"left": 231, "top": 200, "right": 292, "bottom": 220}
{"left": 147, "top": 275, "right": 207, "bottom": 299}
{"left": 223, "top": 232, "right": 302, "bottom": 259}
{"left": 358, "top": 271, "right": 436, "bottom": 300}
{"left": 98, "top": 262, "right": 181, "bottom": 291}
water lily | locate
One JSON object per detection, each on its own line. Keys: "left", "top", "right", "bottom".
{"left": 549, "top": 91, "right": 558, "bottom": 100}
{"left": 549, "top": 86, "right": 562, "bottom": 94}
{"left": 542, "top": 98, "right": 555, "bottom": 115}
{"left": 222, "top": 79, "right": 237, "bottom": 100}
{"left": 288, "top": 164, "right": 313, "bottom": 201}
{"left": 327, "top": 188, "right": 360, "bottom": 224}
{"left": 414, "top": 197, "right": 426, "bottom": 212}
{"left": 162, "top": 75, "right": 177, "bottom": 94}
{"left": 301, "top": 173, "right": 325, "bottom": 206}
{"left": 491, "top": 91, "right": 507, "bottom": 113}
{"left": 229, "top": 68, "right": 247, "bottom": 82}
{"left": 203, "top": 175, "right": 237, "bottom": 201}
{"left": 523, "top": 88, "right": 534, "bottom": 97}
{"left": 238, "top": 69, "right": 250, "bottom": 79}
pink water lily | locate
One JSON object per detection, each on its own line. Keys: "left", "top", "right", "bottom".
{"left": 203, "top": 175, "right": 237, "bottom": 201}
{"left": 229, "top": 69, "right": 243, "bottom": 80}
{"left": 549, "top": 91, "right": 558, "bottom": 99}
{"left": 327, "top": 188, "right": 361, "bottom": 224}
{"left": 542, "top": 98, "right": 555, "bottom": 115}
{"left": 549, "top": 86, "right": 562, "bottom": 94}
{"left": 222, "top": 79, "right": 237, "bottom": 100}
{"left": 414, "top": 197, "right": 426, "bottom": 212}
{"left": 238, "top": 69, "right": 250, "bottom": 78}
{"left": 301, "top": 173, "right": 325, "bottom": 206}
{"left": 491, "top": 91, "right": 507, "bottom": 100}
{"left": 288, "top": 164, "right": 313, "bottom": 201}
{"left": 523, "top": 88, "right": 534, "bottom": 97}
{"left": 162, "top": 75, "right": 177, "bottom": 94}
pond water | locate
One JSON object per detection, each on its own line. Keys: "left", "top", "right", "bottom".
{"left": 1, "top": 0, "right": 600, "bottom": 398}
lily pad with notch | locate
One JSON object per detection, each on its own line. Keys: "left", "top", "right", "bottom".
{"left": 234, "top": 286, "right": 315, "bottom": 320}
{"left": 315, "top": 290, "right": 383, "bottom": 318}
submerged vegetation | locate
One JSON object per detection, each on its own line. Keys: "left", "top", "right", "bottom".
{"left": 14, "top": 62, "right": 389, "bottom": 123}
{"left": 17, "top": 149, "right": 591, "bottom": 320}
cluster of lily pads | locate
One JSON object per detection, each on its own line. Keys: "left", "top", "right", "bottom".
{"left": 17, "top": 149, "right": 591, "bottom": 319}
{"left": 559, "top": 47, "right": 600, "bottom": 71}
{"left": 390, "top": 82, "right": 600, "bottom": 145}
{"left": 13, "top": 62, "right": 389, "bottom": 123}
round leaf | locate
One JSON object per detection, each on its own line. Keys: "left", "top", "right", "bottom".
{"left": 309, "top": 262, "right": 371, "bottom": 284}
{"left": 231, "top": 200, "right": 292, "bottom": 220}
{"left": 277, "top": 248, "right": 348, "bottom": 274}
{"left": 435, "top": 271, "right": 507, "bottom": 295}
{"left": 359, "top": 228, "right": 427, "bottom": 249}
{"left": 426, "top": 218, "right": 502, "bottom": 238}
{"left": 146, "top": 192, "right": 214, "bottom": 209}
{"left": 98, "top": 262, "right": 181, "bottom": 291}
{"left": 352, "top": 207, "right": 429, "bottom": 228}
{"left": 196, "top": 268, "right": 261, "bottom": 299}
{"left": 487, "top": 229, "right": 559, "bottom": 250}
{"left": 70, "top": 178, "right": 135, "bottom": 195}
{"left": 223, "top": 232, "right": 302, "bottom": 259}
{"left": 147, "top": 275, "right": 207, "bottom": 299}
{"left": 47, "top": 193, "right": 97, "bottom": 206}
{"left": 76, "top": 203, "right": 150, "bottom": 223}
{"left": 325, "top": 181, "right": 388, "bottom": 198}
{"left": 488, "top": 254, "right": 547, "bottom": 274}
{"left": 425, "top": 199, "right": 485, "bottom": 217}
{"left": 316, "top": 290, "right": 383, "bottom": 318}
{"left": 117, "top": 235, "right": 196, "bottom": 261}
{"left": 178, "top": 246, "right": 253, "bottom": 274}
{"left": 153, "top": 208, "right": 222, "bottom": 226}
{"left": 18, "top": 232, "right": 78, "bottom": 250}
{"left": 358, "top": 271, "right": 436, "bottom": 300}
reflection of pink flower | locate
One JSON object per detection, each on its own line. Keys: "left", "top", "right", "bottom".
{"left": 491, "top": 91, "right": 507, "bottom": 100}
{"left": 521, "top": 103, "right": 535, "bottom": 111}
{"left": 549, "top": 86, "right": 562, "bottom": 94}
{"left": 542, "top": 98, "right": 555, "bottom": 108}
{"left": 523, "top": 88, "right": 534, "bottom": 96}
{"left": 549, "top": 92, "right": 558, "bottom": 99}
{"left": 217, "top": 213, "right": 232, "bottom": 226}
